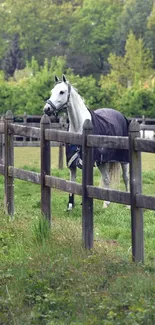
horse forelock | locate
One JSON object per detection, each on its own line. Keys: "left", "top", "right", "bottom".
{"left": 53, "top": 81, "right": 85, "bottom": 106}
{"left": 53, "top": 80, "right": 79, "bottom": 96}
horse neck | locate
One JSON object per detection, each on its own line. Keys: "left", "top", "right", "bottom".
{"left": 67, "top": 87, "right": 91, "bottom": 133}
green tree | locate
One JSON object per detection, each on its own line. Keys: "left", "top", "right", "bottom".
{"left": 2, "top": 33, "right": 24, "bottom": 79}
{"left": 2, "top": 0, "right": 54, "bottom": 63}
{"left": 116, "top": 87, "right": 155, "bottom": 118}
{"left": 114, "top": 0, "right": 153, "bottom": 56}
{"left": 69, "top": 0, "right": 123, "bottom": 76}
{"left": 147, "top": 4, "right": 155, "bottom": 68}
{"left": 106, "top": 32, "right": 153, "bottom": 87}
{"left": 0, "top": 0, "right": 80, "bottom": 72}
{"left": 0, "top": 0, "right": 10, "bottom": 62}
{"left": 125, "top": 33, "right": 153, "bottom": 83}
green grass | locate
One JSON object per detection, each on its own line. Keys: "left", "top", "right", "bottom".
{"left": 1, "top": 148, "right": 155, "bottom": 324}
{"left": 14, "top": 147, "right": 65, "bottom": 169}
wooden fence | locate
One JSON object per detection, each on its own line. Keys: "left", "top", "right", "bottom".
{"left": 1, "top": 111, "right": 155, "bottom": 263}
{"left": 1, "top": 112, "right": 155, "bottom": 144}
{"left": 0, "top": 113, "right": 154, "bottom": 169}
{"left": 0, "top": 114, "right": 67, "bottom": 169}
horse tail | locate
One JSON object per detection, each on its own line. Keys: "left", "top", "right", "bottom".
{"left": 109, "top": 162, "right": 120, "bottom": 190}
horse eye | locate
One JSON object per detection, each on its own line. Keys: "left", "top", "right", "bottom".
{"left": 60, "top": 91, "right": 64, "bottom": 95}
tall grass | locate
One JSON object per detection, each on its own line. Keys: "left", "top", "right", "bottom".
{"left": 32, "top": 215, "right": 51, "bottom": 244}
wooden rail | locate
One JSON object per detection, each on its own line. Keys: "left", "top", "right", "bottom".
{"left": 1, "top": 111, "right": 155, "bottom": 263}
{"left": 0, "top": 119, "right": 66, "bottom": 168}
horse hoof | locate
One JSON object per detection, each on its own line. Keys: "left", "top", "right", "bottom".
{"left": 67, "top": 203, "right": 73, "bottom": 211}
{"left": 103, "top": 201, "right": 110, "bottom": 208}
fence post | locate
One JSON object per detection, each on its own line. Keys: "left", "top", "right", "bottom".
{"left": 82, "top": 119, "right": 93, "bottom": 249}
{"left": 0, "top": 117, "right": 4, "bottom": 164}
{"left": 4, "top": 111, "right": 14, "bottom": 216}
{"left": 23, "top": 112, "right": 27, "bottom": 143}
{"left": 142, "top": 115, "right": 145, "bottom": 138}
{"left": 58, "top": 119, "right": 65, "bottom": 169}
{"left": 129, "top": 120, "right": 144, "bottom": 263}
{"left": 40, "top": 114, "right": 51, "bottom": 225}
{"left": 58, "top": 144, "right": 64, "bottom": 169}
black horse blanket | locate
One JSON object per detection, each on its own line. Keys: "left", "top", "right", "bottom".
{"left": 66, "top": 108, "right": 129, "bottom": 168}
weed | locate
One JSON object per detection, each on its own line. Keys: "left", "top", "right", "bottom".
{"left": 32, "top": 215, "right": 51, "bottom": 245}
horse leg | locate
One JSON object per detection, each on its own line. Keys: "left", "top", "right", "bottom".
{"left": 98, "top": 163, "right": 111, "bottom": 208}
{"left": 121, "top": 162, "right": 129, "bottom": 192}
{"left": 121, "top": 162, "right": 130, "bottom": 208}
{"left": 67, "top": 166, "right": 77, "bottom": 210}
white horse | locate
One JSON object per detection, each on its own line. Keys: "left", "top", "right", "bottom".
{"left": 140, "top": 129, "right": 154, "bottom": 139}
{"left": 44, "top": 75, "right": 129, "bottom": 209}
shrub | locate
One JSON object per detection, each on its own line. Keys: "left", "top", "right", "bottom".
{"left": 115, "top": 87, "right": 155, "bottom": 118}
{"left": 1, "top": 56, "right": 155, "bottom": 118}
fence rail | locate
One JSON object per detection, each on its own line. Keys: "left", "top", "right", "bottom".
{"left": 0, "top": 117, "right": 66, "bottom": 168}
{"left": 1, "top": 111, "right": 155, "bottom": 263}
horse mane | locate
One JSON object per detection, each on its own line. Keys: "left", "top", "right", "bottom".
{"left": 69, "top": 82, "right": 88, "bottom": 110}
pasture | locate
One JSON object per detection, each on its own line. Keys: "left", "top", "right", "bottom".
{"left": 1, "top": 147, "right": 155, "bottom": 324}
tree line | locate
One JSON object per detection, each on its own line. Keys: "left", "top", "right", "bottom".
{"left": 0, "top": 0, "right": 155, "bottom": 117}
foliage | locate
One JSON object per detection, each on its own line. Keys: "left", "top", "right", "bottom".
{"left": 0, "top": 27, "right": 155, "bottom": 117}
{"left": 0, "top": 0, "right": 155, "bottom": 78}
{"left": 147, "top": 4, "right": 155, "bottom": 68}
{"left": 0, "top": 0, "right": 155, "bottom": 120}
{"left": 2, "top": 33, "right": 24, "bottom": 79}
{"left": 115, "top": 87, "right": 155, "bottom": 118}
{"left": 0, "top": 0, "right": 80, "bottom": 76}
{"left": 1, "top": 59, "right": 155, "bottom": 117}
{"left": 0, "top": 81, "right": 12, "bottom": 114}
{"left": 114, "top": 0, "right": 153, "bottom": 56}
{"left": 0, "top": 57, "right": 104, "bottom": 115}
{"left": 0, "top": 56, "right": 68, "bottom": 115}
{"left": 69, "top": 0, "right": 123, "bottom": 76}
{"left": 107, "top": 32, "right": 153, "bottom": 87}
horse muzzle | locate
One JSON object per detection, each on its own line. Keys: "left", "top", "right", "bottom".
{"left": 44, "top": 99, "right": 58, "bottom": 116}
{"left": 44, "top": 104, "right": 52, "bottom": 116}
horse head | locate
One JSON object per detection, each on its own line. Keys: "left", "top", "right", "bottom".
{"left": 43, "top": 74, "right": 71, "bottom": 117}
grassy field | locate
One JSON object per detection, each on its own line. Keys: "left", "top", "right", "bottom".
{"left": 1, "top": 148, "right": 155, "bottom": 324}
{"left": 14, "top": 146, "right": 155, "bottom": 171}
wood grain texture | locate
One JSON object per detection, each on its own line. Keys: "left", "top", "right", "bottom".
{"left": 4, "top": 111, "right": 14, "bottom": 216}
{"left": 129, "top": 120, "right": 144, "bottom": 263}
{"left": 87, "top": 186, "right": 130, "bottom": 205}
{"left": 82, "top": 119, "right": 94, "bottom": 249}
{"left": 8, "top": 166, "right": 40, "bottom": 184}
{"left": 9, "top": 123, "right": 41, "bottom": 139}
{"left": 136, "top": 194, "right": 155, "bottom": 210}
{"left": 87, "top": 135, "right": 129, "bottom": 149}
{"left": 45, "top": 129, "right": 82, "bottom": 145}
{"left": 45, "top": 175, "right": 82, "bottom": 195}
{"left": 40, "top": 114, "right": 51, "bottom": 224}
{"left": 0, "top": 122, "right": 4, "bottom": 134}
{"left": 135, "top": 138, "right": 155, "bottom": 153}
{"left": 0, "top": 164, "right": 4, "bottom": 175}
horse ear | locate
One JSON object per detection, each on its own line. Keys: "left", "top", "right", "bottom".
{"left": 55, "top": 75, "right": 59, "bottom": 83}
{"left": 62, "top": 74, "right": 67, "bottom": 83}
